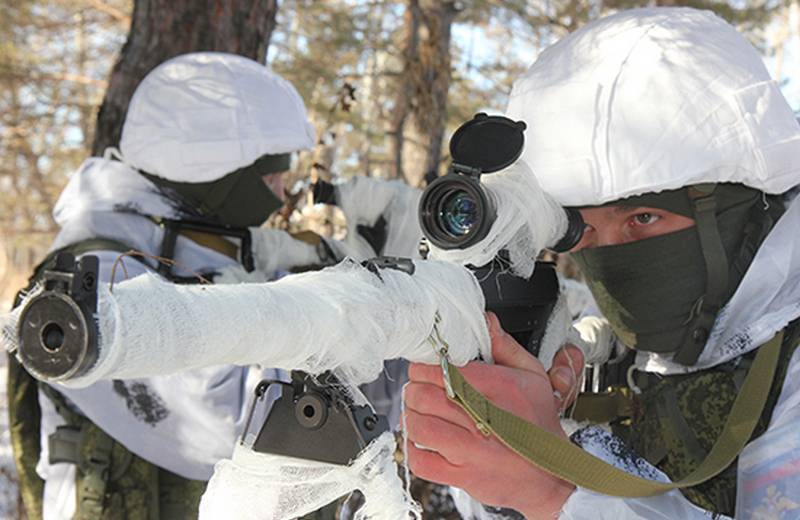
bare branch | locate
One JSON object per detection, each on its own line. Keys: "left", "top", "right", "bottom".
{"left": 84, "top": 0, "right": 131, "bottom": 26}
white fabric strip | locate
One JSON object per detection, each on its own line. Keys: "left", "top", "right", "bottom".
{"left": 20, "top": 258, "right": 490, "bottom": 388}
{"left": 200, "top": 432, "right": 420, "bottom": 520}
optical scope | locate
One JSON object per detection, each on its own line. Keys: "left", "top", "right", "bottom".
{"left": 418, "top": 113, "right": 584, "bottom": 253}
{"left": 311, "top": 179, "right": 558, "bottom": 356}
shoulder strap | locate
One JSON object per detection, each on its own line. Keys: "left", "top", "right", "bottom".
{"left": 38, "top": 237, "right": 134, "bottom": 273}
{"left": 441, "top": 330, "right": 785, "bottom": 497}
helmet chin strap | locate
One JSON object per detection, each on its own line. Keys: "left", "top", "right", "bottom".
{"left": 674, "top": 184, "right": 729, "bottom": 365}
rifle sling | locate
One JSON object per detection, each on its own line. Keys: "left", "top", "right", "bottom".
{"left": 443, "top": 330, "right": 783, "bottom": 497}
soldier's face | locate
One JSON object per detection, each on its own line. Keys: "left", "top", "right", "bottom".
{"left": 571, "top": 206, "right": 695, "bottom": 251}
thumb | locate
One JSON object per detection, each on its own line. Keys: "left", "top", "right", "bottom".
{"left": 548, "top": 344, "right": 585, "bottom": 409}
{"left": 487, "top": 312, "right": 544, "bottom": 374}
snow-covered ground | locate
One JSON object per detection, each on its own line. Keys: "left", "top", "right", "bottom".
{"left": 0, "top": 353, "right": 21, "bottom": 518}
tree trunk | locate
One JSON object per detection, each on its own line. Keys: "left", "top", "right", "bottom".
{"left": 91, "top": 0, "right": 279, "bottom": 156}
{"left": 389, "top": 0, "right": 458, "bottom": 186}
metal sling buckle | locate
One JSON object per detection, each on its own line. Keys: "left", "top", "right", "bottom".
{"left": 428, "top": 311, "right": 493, "bottom": 437}
{"left": 428, "top": 312, "right": 455, "bottom": 399}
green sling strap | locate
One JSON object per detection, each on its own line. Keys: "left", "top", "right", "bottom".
{"left": 441, "top": 330, "right": 783, "bottom": 497}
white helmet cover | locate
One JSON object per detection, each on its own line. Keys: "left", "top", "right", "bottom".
{"left": 120, "top": 52, "right": 316, "bottom": 183}
{"left": 506, "top": 7, "right": 800, "bottom": 206}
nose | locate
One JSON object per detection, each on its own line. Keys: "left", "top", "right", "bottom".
{"left": 570, "top": 228, "right": 596, "bottom": 252}
{"left": 592, "top": 225, "right": 623, "bottom": 248}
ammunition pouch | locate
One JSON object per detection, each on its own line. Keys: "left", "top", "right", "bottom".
{"left": 42, "top": 384, "right": 204, "bottom": 520}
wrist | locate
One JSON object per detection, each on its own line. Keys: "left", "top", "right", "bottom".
{"left": 517, "top": 478, "right": 575, "bottom": 519}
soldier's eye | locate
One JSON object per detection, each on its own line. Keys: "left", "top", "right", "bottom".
{"left": 632, "top": 213, "right": 659, "bottom": 225}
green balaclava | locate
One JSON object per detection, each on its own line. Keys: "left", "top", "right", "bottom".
{"left": 572, "top": 183, "right": 783, "bottom": 366}
{"left": 143, "top": 153, "right": 291, "bottom": 228}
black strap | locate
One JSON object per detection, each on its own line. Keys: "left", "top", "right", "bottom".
{"left": 674, "top": 184, "right": 729, "bottom": 365}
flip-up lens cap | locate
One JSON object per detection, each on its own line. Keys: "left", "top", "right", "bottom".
{"left": 449, "top": 113, "right": 526, "bottom": 174}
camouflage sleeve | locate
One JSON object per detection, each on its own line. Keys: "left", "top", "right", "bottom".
{"left": 736, "top": 347, "right": 800, "bottom": 518}
{"left": 559, "top": 426, "right": 730, "bottom": 520}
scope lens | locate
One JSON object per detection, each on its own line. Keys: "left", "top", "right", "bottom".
{"left": 419, "top": 173, "right": 496, "bottom": 250}
{"left": 440, "top": 190, "right": 479, "bottom": 237}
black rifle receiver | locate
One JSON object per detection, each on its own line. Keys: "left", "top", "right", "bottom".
{"left": 473, "top": 254, "right": 559, "bottom": 357}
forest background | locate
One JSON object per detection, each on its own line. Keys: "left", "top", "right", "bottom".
{"left": 0, "top": 0, "right": 799, "bottom": 517}
{"left": 4, "top": 0, "right": 800, "bottom": 305}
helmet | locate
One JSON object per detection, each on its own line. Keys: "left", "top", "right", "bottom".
{"left": 506, "top": 7, "right": 800, "bottom": 207}
{"left": 120, "top": 52, "right": 316, "bottom": 227}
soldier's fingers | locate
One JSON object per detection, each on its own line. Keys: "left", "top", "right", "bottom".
{"left": 406, "top": 442, "right": 465, "bottom": 488}
{"left": 488, "top": 312, "right": 546, "bottom": 374}
{"left": 408, "top": 362, "right": 446, "bottom": 388}
{"left": 404, "top": 382, "right": 479, "bottom": 434}
{"left": 404, "top": 408, "right": 480, "bottom": 466}
{"left": 548, "top": 344, "right": 585, "bottom": 409}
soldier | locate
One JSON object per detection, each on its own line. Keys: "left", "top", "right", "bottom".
{"left": 404, "top": 8, "right": 800, "bottom": 519}
{"left": 8, "top": 52, "right": 411, "bottom": 520}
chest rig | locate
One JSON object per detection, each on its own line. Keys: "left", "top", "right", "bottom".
{"left": 570, "top": 319, "right": 800, "bottom": 516}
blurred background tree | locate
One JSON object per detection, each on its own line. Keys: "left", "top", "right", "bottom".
{"left": 0, "top": 0, "right": 797, "bottom": 516}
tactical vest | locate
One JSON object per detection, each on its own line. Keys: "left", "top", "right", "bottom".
{"left": 572, "top": 319, "right": 800, "bottom": 516}
{"left": 8, "top": 236, "right": 341, "bottom": 520}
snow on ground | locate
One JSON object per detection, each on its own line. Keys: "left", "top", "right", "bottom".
{"left": 0, "top": 352, "right": 21, "bottom": 518}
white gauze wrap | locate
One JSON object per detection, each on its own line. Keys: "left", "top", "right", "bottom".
{"left": 427, "top": 162, "right": 568, "bottom": 277}
{"left": 249, "top": 228, "right": 321, "bottom": 277}
{"left": 335, "top": 176, "right": 423, "bottom": 259}
{"left": 1, "top": 259, "right": 489, "bottom": 519}
{"left": 200, "top": 432, "right": 418, "bottom": 520}
{"left": 54, "top": 258, "right": 490, "bottom": 388}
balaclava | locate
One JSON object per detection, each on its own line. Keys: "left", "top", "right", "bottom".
{"left": 572, "top": 184, "right": 783, "bottom": 364}
{"left": 143, "top": 153, "right": 290, "bottom": 228}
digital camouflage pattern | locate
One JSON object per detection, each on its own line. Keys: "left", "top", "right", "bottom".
{"left": 7, "top": 354, "right": 44, "bottom": 520}
{"left": 75, "top": 422, "right": 206, "bottom": 520}
{"left": 616, "top": 320, "right": 800, "bottom": 516}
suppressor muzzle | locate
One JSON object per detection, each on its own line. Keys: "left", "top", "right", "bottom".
{"left": 16, "top": 253, "right": 100, "bottom": 382}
